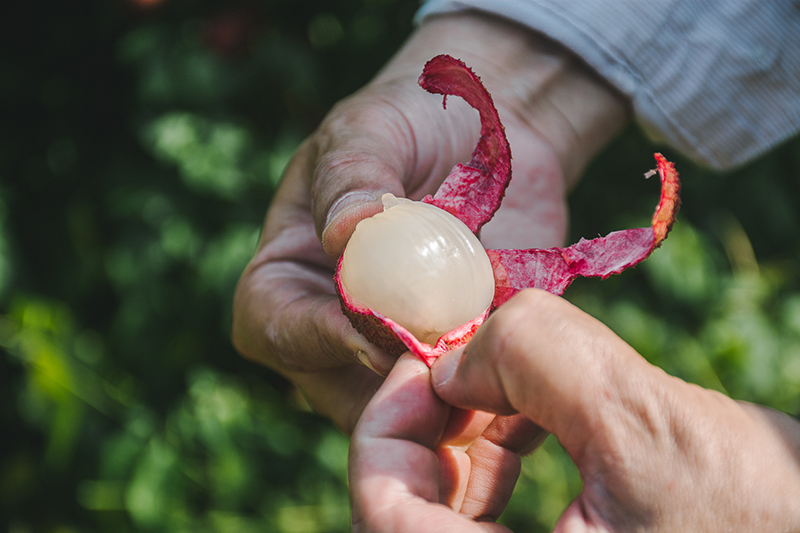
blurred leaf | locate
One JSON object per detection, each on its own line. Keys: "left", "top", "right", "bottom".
{"left": 308, "top": 14, "right": 345, "bottom": 49}
{"left": 144, "top": 113, "right": 254, "bottom": 199}
{"left": 644, "top": 222, "right": 720, "bottom": 304}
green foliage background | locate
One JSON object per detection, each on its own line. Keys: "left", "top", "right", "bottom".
{"left": 1, "top": 1, "right": 798, "bottom": 532}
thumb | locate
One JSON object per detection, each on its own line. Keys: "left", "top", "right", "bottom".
{"left": 310, "top": 107, "right": 412, "bottom": 258}
{"left": 320, "top": 189, "right": 386, "bottom": 258}
{"left": 431, "top": 289, "right": 656, "bottom": 455}
{"left": 311, "top": 77, "right": 481, "bottom": 258}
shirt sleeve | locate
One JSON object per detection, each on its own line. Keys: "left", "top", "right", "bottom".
{"left": 416, "top": 0, "right": 800, "bottom": 170}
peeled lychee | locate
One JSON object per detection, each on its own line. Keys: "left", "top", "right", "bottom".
{"left": 335, "top": 55, "right": 681, "bottom": 366}
{"left": 339, "top": 193, "right": 495, "bottom": 346}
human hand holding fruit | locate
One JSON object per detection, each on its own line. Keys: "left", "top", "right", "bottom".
{"left": 231, "top": 12, "right": 629, "bottom": 433}
{"left": 335, "top": 52, "right": 678, "bottom": 366}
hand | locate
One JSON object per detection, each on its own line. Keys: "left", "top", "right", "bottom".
{"left": 231, "top": 12, "right": 629, "bottom": 433}
{"left": 422, "top": 290, "right": 800, "bottom": 532}
{"left": 349, "top": 351, "right": 546, "bottom": 533}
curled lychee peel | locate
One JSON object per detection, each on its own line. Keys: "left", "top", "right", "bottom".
{"left": 417, "top": 55, "right": 512, "bottom": 234}
{"left": 334, "top": 55, "right": 681, "bottom": 366}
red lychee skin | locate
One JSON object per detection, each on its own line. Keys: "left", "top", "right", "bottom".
{"left": 488, "top": 153, "right": 680, "bottom": 309}
{"left": 334, "top": 55, "right": 681, "bottom": 366}
{"left": 416, "top": 56, "right": 512, "bottom": 234}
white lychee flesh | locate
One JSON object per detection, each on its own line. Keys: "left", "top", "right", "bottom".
{"left": 339, "top": 193, "right": 495, "bottom": 346}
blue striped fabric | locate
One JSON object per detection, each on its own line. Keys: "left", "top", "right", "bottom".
{"left": 416, "top": 0, "right": 800, "bottom": 170}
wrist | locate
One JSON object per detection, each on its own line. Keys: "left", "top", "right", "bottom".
{"left": 378, "top": 11, "right": 631, "bottom": 187}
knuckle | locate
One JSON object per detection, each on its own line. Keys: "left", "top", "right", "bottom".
{"left": 511, "top": 287, "right": 557, "bottom": 314}
{"left": 313, "top": 149, "right": 364, "bottom": 185}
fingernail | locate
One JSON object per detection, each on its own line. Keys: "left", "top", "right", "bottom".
{"left": 432, "top": 348, "right": 463, "bottom": 388}
{"left": 324, "top": 191, "right": 379, "bottom": 231}
{"left": 356, "top": 350, "right": 388, "bottom": 377}
{"left": 355, "top": 350, "right": 375, "bottom": 372}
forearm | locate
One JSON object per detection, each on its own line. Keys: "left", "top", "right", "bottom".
{"left": 374, "top": 11, "right": 631, "bottom": 188}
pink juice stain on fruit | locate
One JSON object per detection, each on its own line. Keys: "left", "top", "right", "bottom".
{"left": 335, "top": 55, "right": 681, "bottom": 366}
